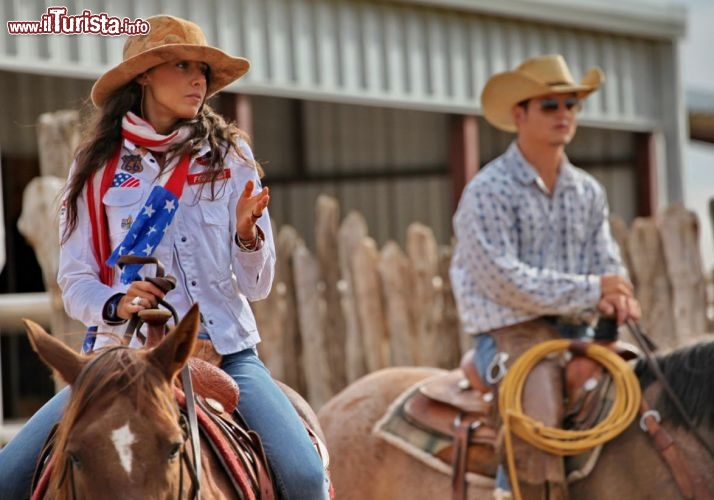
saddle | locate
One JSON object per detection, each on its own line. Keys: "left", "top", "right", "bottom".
{"left": 402, "top": 338, "right": 641, "bottom": 500}
{"left": 186, "top": 357, "right": 239, "bottom": 414}
{"left": 402, "top": 350, "right": 499, "bottom": 498}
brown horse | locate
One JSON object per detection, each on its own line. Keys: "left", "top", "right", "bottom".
{"left": 24, "top": 304, "right": 324, "bottom": 500}
{"left": 318, "top": 339, "right": 714, "bottom": 500}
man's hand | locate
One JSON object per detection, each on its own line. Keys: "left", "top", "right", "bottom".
{"left": 600, "top": 274, "right": 634, "bottom": 297}
{"left": 598, "top": 275, "right": 641, "bottom": 325}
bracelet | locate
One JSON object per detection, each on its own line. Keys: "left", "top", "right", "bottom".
{"left": 237, "top": 234, "right": 259, "bottom": 251}
{"left": 235, "top": 226, "right": 264, "bottom": 252}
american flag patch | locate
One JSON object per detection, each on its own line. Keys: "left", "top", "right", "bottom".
{"left": 112, "top": 172, "right": 140, "bottom": 188}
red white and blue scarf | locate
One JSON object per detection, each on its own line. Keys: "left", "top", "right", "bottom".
{"left": 88, "top": 112, "right": 192, "bottom": 285}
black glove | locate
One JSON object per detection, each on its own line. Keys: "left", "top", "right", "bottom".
{"left": 593, "top": 317, "right": 618, "bottom": 342}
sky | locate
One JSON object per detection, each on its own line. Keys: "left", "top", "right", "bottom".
{"left": 678, "top": 0, "right": 714, "bottom": 272}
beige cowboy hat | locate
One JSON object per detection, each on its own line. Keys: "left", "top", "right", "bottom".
{"left": 91, "top": 15, "right": 250, "bottom": 107}
{"left": 481, "top": 54, "right": 604, "bottom": 133}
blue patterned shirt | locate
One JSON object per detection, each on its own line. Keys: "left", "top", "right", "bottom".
{"left": 450, "top": 142, "right": 627, "bottom": 335}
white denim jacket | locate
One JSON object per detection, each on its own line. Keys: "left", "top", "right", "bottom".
{"left": 58, "top": 137, "right": 275, "bottom": 354}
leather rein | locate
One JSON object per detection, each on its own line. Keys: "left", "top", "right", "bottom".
{"left": 118, "top": 255, "right": 203, "bottom": 498}
{"left": 626, "top": 320, "right": 714, "bottom": 499}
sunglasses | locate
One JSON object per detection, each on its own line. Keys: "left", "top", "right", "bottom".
{"left": 539, "top": 96, "right": 581, "bottom": 113}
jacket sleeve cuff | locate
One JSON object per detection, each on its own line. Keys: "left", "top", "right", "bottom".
{"left": 102, "top": 293, "right": 127, "bottom": 325}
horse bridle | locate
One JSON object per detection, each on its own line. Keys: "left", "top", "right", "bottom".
{"left": 55, "top": 345, "right": 200, "bottom": 500}
{"left": 627, "top": 320, "right": 714, "bottom": 459}
{"left": 117, "top": 255, "right": 203, "bottom": 497}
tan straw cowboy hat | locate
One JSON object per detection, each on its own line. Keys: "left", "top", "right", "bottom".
{"left": 91, "top": 15, "right": 250, "bottom": 107}
{"left": 481, "top": 54, "right": 604, "bottom": 133}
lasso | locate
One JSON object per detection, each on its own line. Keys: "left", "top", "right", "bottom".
{"left": 499, "top": 339, "right": 641, "bottom": 500}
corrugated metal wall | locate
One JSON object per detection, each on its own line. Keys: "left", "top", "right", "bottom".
{"left": 2, "top": 0, "right": 671, "bottom": 128}
{"left": 0, "top": 0, "right": 681, "bottom": 245}
{"left": 251, "top": 97, "right": 452, "bottom": 246}
{"left": 0, "top": 69, "right": 638, "bottom": 246}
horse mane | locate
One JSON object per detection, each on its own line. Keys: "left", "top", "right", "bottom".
{"left": 49, "top": 345, "right": 178, "bottom": 494}
{"left": 634, "top": 338, "right": 714, "bottom": 430}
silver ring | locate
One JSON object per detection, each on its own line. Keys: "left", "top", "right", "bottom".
{"left": 131, "top": 296, "right": 142, "bottom": 306}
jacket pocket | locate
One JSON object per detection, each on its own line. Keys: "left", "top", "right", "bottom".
{"left": 103, "top": 186, "right": 144, "bottom": 238}
{"left": 217, "top": 275, "right": 238, "bottom": 299}
{"left": 198, "top": 199, "right": 229, "bottom": 227}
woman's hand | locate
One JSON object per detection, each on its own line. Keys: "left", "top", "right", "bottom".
{"left": 117, "top": 281, "right": 166, "bottom": 319}
{"left": 235, "top": 180, "right": 270, "bottom": 241}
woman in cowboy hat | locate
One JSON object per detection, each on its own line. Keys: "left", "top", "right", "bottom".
{"left": 449, "top": 54, "right": 641, "bottom": 499}
{"left": 0, "top": 15, "right": 328, "bottom": 500}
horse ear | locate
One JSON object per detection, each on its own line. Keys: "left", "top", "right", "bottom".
{"left": 23, "top": 319, "right": 87, "bottom": 385}
{"left": 149, "top": 303, "right": 200, "bottom": 380}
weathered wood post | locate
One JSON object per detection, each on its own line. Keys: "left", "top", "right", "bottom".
{"left": 292, "top": 242, "right": 333, "bottom": 409}
{"left": 314, "top": 195, "right": 347, "bottom": 393}
{"left": 658, "top": 204, "right": 708, "bottom": 343}
{"left": 379, "top": 241, "right": 418, "bottom": 366}
{"left": 18, "top": 110, "right": 84, "bottom": 357}
{"left": 407, "top": 223, "right": 459, "bottom": 368}
{"left": 338, "top": 212, "right": 370, "bottom": 382}
{"left": 627, "top": 217, "right": 678, "bottom": 349}
{"left": 437, "top": 245, "right": 464, "bottom": 364}
{"left": 351, "top": 237, "right": 390, "bottom": 372}
{"left": 37, "top": 110, "right": 80, "bottom": 178}
{"left": 251, "top": 222, "right": 307, "bottom": 393}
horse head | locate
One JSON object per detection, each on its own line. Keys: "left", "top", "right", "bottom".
{"left": 23, "top": 304, "right": 200, "bottom": 499}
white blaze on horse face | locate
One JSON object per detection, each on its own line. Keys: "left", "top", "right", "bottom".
{"left": 111, "top": 423, "right": 137, "bottom": 476}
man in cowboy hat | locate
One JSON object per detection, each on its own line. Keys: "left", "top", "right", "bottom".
{"left": 450, "top": 54, "right": 641, "bottom": 499}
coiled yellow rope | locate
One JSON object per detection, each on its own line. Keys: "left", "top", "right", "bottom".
{"left": 498, "top": 339, "right": 642, "bottom": 500}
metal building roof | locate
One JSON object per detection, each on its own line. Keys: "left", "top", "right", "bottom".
{"left": 0, "top": 0, "right": 684, "bottom": 124}
{"left": 0, "top": 0, "right": 689, "bottom": 200}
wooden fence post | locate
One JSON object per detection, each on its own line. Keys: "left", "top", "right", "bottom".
{"left": 338, "top": 212, "right": 369, "bottom": 382}
{"left": 20, "top": 111, "right": 84, "bottom": 360}
{"left": 292, "top": 243, "right": 333, "bottom": 409}
{"left": 610, "top": 214, "right": 634, "bottom": 279}
{"left": 37, "top": 109, "right": 79, "bottom": 178}
{"left": 379, "top": 242, "right": 418, "bottom": 366}
{"left": 437, "top": 245, "right": 465, "bottom": 365}
{"left": 251, "top": 224, "right": 305, "bottom": 393}
{"left": 315, "top": 195, "right": 347, "bottom": 392}
{"left": 352, "top": 238, "right": 390, "bottom": 372}
{"left": 658, "top": 204, "right": 708, "bottom": 343}
{"left": 627, "top": 217, "right": 678, "bottom": 349}
{"left": 406, "top": 223, "right": 458, "bottom": 367}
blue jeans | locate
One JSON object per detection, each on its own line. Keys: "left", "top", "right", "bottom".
{"left": 221, "top": 349, "right": 328, "bottom": 500}
{"left": 0, "top": 386, "right": 68, "bottom": 500}
{"left": 0, "top": 349, "right": 327, "bottom": 500}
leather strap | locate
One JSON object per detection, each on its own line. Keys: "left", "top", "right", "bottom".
{"left": 181, "top": 366, "right": 202, "bottom": 496}
{"left": 627, "top": 320, "right": 714, "bottom": 459}
{"left": 194, "top": 396, "right": 268, "bottom": 500}
{"left": 640, "top": 399, "right": 693, "bottom": 499}
{"left": 451, "top": 413, "right": 479, "bottom": 500}
{"left": 640, "top": 399, "right": 714, "bottom": 500}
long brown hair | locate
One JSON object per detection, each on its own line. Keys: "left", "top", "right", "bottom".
{"left": 62, "top": 79, "right": 259, "bottom": 241}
